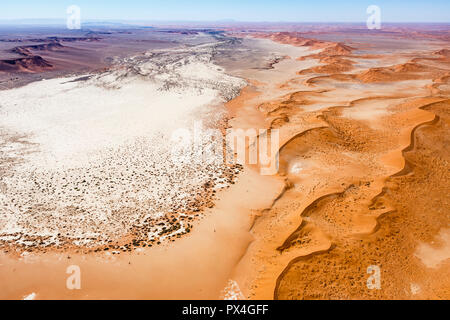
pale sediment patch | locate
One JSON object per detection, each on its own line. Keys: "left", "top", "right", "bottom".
{"left": 0, "top": 42, "right": 246, "bottom": 251}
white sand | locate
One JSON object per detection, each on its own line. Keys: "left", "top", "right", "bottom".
{"left": 0, "top": 42, "right": 245, "bottom": 248}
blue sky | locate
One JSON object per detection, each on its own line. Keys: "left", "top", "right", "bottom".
{"left": 1, "top": 0, "right": 450, "bottom": 22}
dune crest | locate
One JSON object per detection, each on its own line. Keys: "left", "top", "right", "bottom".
{"left": 226, "top": 30, "right": 450, "bottom": 300}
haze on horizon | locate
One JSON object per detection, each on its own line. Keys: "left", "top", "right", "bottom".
{"left": 1, "top": 0, "right": 450, "bottom": 23}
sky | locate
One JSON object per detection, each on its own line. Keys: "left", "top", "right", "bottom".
{"left": 1, "top": 0, "right": 450, "bottom": 23}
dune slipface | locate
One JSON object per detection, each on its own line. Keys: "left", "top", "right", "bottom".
{"left": 225, "top": 30, "right": 450, "bottom": 300}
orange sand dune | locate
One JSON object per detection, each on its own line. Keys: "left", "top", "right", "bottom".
{"left": 226, "top": 31, "right": 450, "bottom": 300}
{"left": 434, "top": 49, "right": 450, "bottom": 57}
{"left": 250, "top": 32, "right": 331, "bottom": 50}
{"left": 357, "top": 61, "right": 447, "bottom": 83}
{"left": 252, "top": 34, "right": 357, "bottom": 75}
{"left": 298, "top": 56, "right": 354, "bottom": 74}
{"left": 320, "top": 43, "right": 355, "bottom": 56}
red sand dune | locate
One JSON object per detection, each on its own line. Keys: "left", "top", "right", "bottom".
{"left": 434, "top": 49, "right": 450, "bottom": 57}
{"left": 320, "top": 43, "right": 355, "bottom": 56}
{"left": 358, "top": 59, "right": 448, "bottom": 83}
{"left": 0, "top": 55, "right": 53, "bottom": 73}
{"left": 0, "top": 37, "right": 101, "bottom": 74}
{"left": 251, "top": 32, "right": 330, "bottom": 49}
{"left": 11, "top": 41, "right": 64, "bottom": 56}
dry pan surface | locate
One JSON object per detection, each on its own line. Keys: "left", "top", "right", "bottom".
{"left": 0, "top": 40, "right": 245, "bottom": 252}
